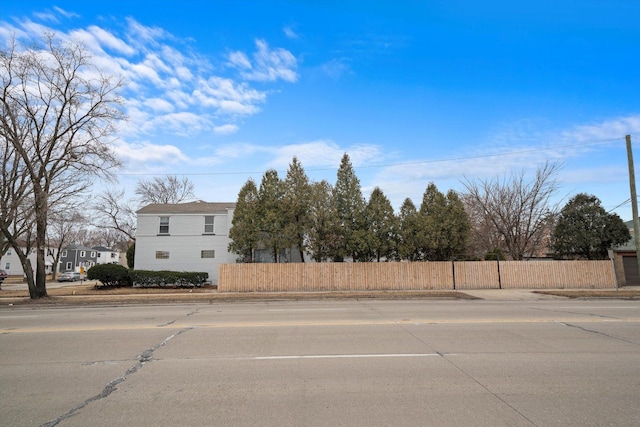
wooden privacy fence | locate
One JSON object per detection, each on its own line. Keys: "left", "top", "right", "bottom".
{"left": 218, "top": 260, "right": 616, "bottom": 292}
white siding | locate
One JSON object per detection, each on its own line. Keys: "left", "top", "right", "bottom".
{"left": 134, "top": 208, "right": 236, "bottom": 284}
{"left": 0, "top": 247, "right": 57, "bottom": 276}
{"left": 95, "top": 250, "right": 121, "bottom": 265}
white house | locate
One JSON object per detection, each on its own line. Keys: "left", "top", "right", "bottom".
{"left": 0, "top": 245, "right": 57, "bottom": 277}
{"left": 92, "top": 246, "right": 122, "bottom": 266}
{"left": 134, "top": 201, "right": 237, "bottom": 284}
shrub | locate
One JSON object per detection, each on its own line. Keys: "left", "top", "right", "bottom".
{"left": 87, "top": 264, "right": 132, "bottom": 288}
{"left": 129, "top": 270, "right": 209, "bottom": 288}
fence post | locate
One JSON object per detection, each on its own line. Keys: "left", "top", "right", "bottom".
{"left": 497, "top": 259, "right": 502, "bottom": 289}
{"left": 451, "top": 258, "right": 456, "bottom": 290}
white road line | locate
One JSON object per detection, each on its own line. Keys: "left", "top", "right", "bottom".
{"left": 550, "top": 306, "right": 638, "bottom": 309}
{"left": 253, "top": 353, "right": 441, "bottom": 360}
{"left": 267, "top": 308, "right": 348, "bottom": 312}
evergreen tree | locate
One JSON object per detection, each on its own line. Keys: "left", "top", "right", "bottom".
{"left": 257, "top": 169, "right": 286, "bottom": 262}
{"left": 365, "top": 187, "right": 397, "bottom": 261}
{"left": 419, "top": 183, "right": 470, "bottom": 260}
{"left": 282, "top": 157, "right": 311, "bottom": 262}
{"left": 552, "top": 193, "right": 630, "bottom": 259}
{"left": 443, "top": 190, "right": 471, "bottom": 260}
{"left": 397, "top": 198, "right": 422, "bottom": 261}
{"left": 228, "top": 179, "right": 260, "bottom": 262}
{"left": 307, "top": 180, "right": 341, "bottom": 262}
{"left": 418, "top": 183, "right": 444, "bottom": 260}
{"left": 332, "top": 154, "right": 367, "bottom": 261}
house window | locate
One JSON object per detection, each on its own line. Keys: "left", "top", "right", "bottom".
{"left": 156, "top": 251, "right": 170, "bottom": 259}
{"left": 111, "top": 253, "right": 117, "bottom": 258}
{"left": 66, "top": 262, "right": 72, "bottom": 270}
{"left": 159, "top": 216, "right": 170, "bottom": 234}
{"left": 201, "top": 250, "right": 215, "bottom": 259}
{"left": 204, "top": 216, "right": 215, "bottom": 234}
{"left": 80, "top": 251, "right": 86, "bottom": 257}
{"left": 61, "top": 250, "right": 67, "bottom": 257}
{"left": 4, "top": 262, "right": 9, "bottom": 270}
{"left": 97, "top": 253, "right": 101, "bottom": 258}
{"left": 7, "top": 250, "right": 12, "bottom": 255}
{"left": 91, "top": 251, "right": 96, "bottom": 258}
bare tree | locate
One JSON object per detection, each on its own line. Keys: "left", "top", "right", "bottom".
{"left": 92, "top": 188, "right": 137, "bottom": 242}
{"left": 0, "top": 136, "right": 32, "bottom": 259}
{"left": 461, "top": 162, "right": 562, "bottom": 260}
{"left": 0, "top": 34, "right": 124, "bottom": 298}
{"left": 135, "top": 175, "right": 195, "bottom": 205}
{"left": 461, "top": 192, "right": 506, "bottom": 259}
{"left": 87, "top": 228, "right": 129, "bottom": 249}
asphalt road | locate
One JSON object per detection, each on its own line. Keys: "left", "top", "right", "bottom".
{"left": 1, "top": 299, "right": 640, "bottom": 427}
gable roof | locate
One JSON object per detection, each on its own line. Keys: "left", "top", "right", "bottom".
{"left": 92, "top": 246, "right": 113, "bottom": 251}
{"left": 63, "top": 244, "right": 95, "bottom": 251}
{"left": 136, "top": 201, "right": 236, "bottom": 215}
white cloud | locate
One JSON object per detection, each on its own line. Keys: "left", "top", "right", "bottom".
{"left": 33, "top": 12, "right": 59, "bottom": 23}
{"left": 114, "top": 141, "right": 188, "bottom": 163}
{"left": 321, "top": 58, "right": 351, "bottom": 79}
{"left": 228, "top": 51, "right": 252, "bottom": 69}
{"left": 283, "top": 26, "right": 299, "bottom": 39}
{"left": 213, "top": 124, "right": 239, "bottom": 135}
{"left": 87, "top": 25, "right": 135, "bottom": 55}
{"left": 143, "top": 98, "right": 175, "bottom": 113}
{"left": 0, "top": 13, "right": 300, "bottom": 150}
{"left": 157, "top": 112, "right": 211, "bottom": 136}
{"left": 213, "top": 142, "right": 267, "bottom": 159}
{"left": 230, "top": 39, "right": 298, "bottom": 82}
{"left": 561, "top": 115, "right": 640, "bottom": 143}
{"left": 52, "top": 7, "right": 80, "bottom": 19}
{"left": 192, "top": 76, "right": 266, "bottom": 115}
{"left": 125, "top": 18, "right": 167, "bottom": 44}
{"left": 210, "top": 139, "right": 382, "bottom": 173}
{"left": 175, "top": 66, "right": 193, "bottom": 81}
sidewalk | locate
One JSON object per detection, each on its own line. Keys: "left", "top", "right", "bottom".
{"left": 459, "top": 289, "right": 565, "bottom": 301}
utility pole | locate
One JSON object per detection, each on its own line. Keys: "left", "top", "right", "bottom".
{"left": 625, "top": 134, "right": 640, "bottom": 277}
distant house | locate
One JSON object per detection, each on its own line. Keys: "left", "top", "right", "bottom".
{"left": 0, "top": 245, "right": 57, "bottom": 277}
{"left": 58, "top": 244, "right": 98, "bottom": 273}
{"left": 92, "top": 246, "right": 121, "bottom": 266}
{"left": 134, "top": 201, "right": 237, "bottom": 284}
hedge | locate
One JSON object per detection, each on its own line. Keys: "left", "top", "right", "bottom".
{"left": 130, "top": 270, "right": 209, "bottom": 288}
{"left": 87, "top": 264, "right": 132, "bottom": 288}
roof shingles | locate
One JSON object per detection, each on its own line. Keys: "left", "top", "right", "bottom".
{"left": 136, "top": 201, "right": 236, "bottom": 215}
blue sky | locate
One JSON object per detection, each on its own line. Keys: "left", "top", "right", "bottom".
{"left": 2, "top": 1, "right": 640, "bottom": 220}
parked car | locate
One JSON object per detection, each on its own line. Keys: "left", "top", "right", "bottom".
{"left": 0, "top": 269, "right": 7, "bottom": 280}
{"left": 57, "top": 272, "right": 84, "bottom": 282}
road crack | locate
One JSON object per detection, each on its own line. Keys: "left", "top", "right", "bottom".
{"left": 560, "top": 322, "right": 639, "bottom": 345}
{"left": 40, "top": 327, "right": 192, "bottom": 427}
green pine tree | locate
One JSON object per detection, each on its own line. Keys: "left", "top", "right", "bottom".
{"left": 228, "top": 179, "right": 260, "bottom": 262}
{"left": 332, "top": 154, "right": 367, "bottom": 261}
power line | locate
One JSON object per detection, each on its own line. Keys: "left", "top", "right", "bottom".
{"left": 608, "top": 198, "right": 631, "bottom": 213}
{"left": 116, "top": 136, "right": 625, "bottom": 177}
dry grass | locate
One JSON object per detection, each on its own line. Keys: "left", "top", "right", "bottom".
{"left": 0, "top": 283, "right": 216, "bottom": 298}
{"left": 0, "top": 283, "right": 475, "bottom": 305}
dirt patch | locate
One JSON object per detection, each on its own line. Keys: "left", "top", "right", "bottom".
{"left": 533, "top": 290, "right": 640, "bottom": 299}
